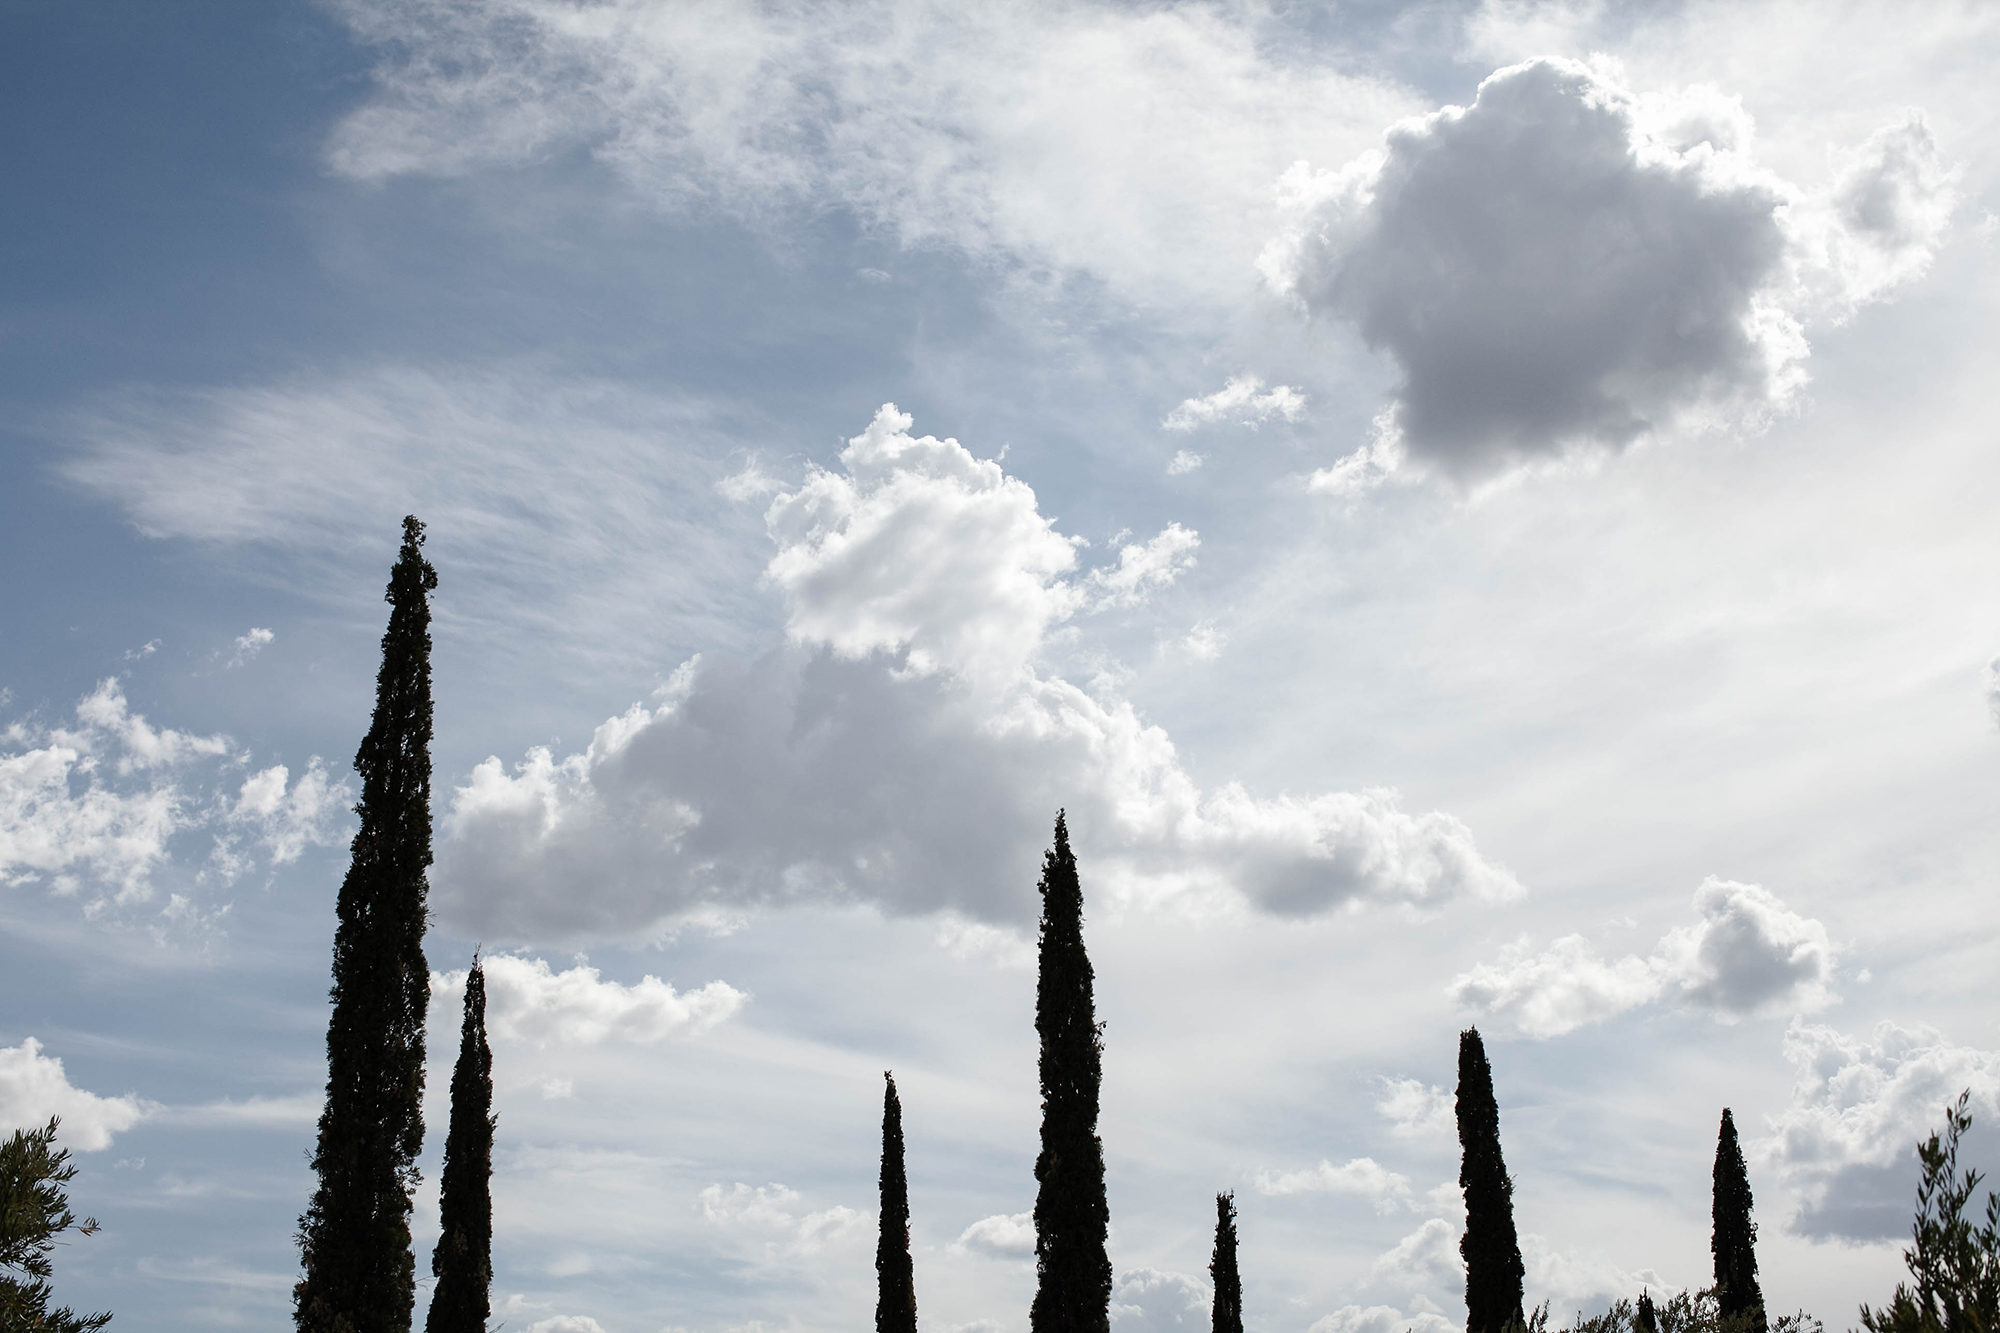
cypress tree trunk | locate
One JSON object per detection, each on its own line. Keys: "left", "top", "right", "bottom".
{"left": 425, "top": 958, "right": 493, "bottom": 1333}
{"left": 1457, "top": 1027, "right": 1525, "bottom": 1333}
{"left": 876, "top": 1072, "right": 918, "bottom": 1333}
{"left": 296, "top": 516, "right": 439, "bottom": 1333}
{"left": 1712, "top": 1109, "right": 1766, "bottom": 1333}
{"left": 1210, "top": 1191, "right": 1243, "bottom": 1333}
{"left": 1030, "top": 812, "right": 1112, "bottom": 1333}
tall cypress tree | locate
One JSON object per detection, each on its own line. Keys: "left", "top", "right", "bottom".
{"left": 425, "top": 957, "right": 493, "bottom": 1333}
{"left": 1030, "top": 812, "right": 1112, "bottom": 1333}
{"left": 1210, "top": 1191, "right": 1243, "bottom": 1333}
{"left": 877, "top": 1071, "right": 918, "bottom": 1333}
{"left": 1457, "top": 1027, "right": 1525, "bottom": 1333}
{"left": 1712, "top": 1109, "right": 1766, "bottom": 1333}
{"left": 296, "top": 516, "right": 439, "bottom": 1333}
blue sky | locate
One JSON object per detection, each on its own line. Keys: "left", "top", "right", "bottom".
{"left": 4, "top": 2, "right": 1999, "bottom": 1331}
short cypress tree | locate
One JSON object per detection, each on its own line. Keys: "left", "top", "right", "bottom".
{"left": 1030, "top": 812, "right": 1113, "bottom": 1333}
{"left": 877, "top": 1071, "right": 918, "bottom": 1333}
{"left": 1635, "top": 1291, "right": 1658, "bottom": 1333}
{"left": 1210, "top": 1191, "right": 1243, "bottom": 1333}
{"left": 425, "top": 957, "right": 494, "bottom": 1333}
{"left": 296, "top": 516, "right": 440, "bottom": 1333}
{"left": 1712, "top": 1109, "right": 1766, "bottom": 1333}
{"left": 1457, "top": 1027, "right": 1525, "bottom": 1333}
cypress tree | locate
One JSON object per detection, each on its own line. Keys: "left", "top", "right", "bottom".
{"left": 1030, "top": 812, "right": 1112, "bottom": 1333}
{"left": 877, "top": 1071, "right": 918, "bottom": 1333}
{"left": 296, "top": 516, "right": 440, "bottom": 1333}
{"left": 1712, "top": 1109, "right": 1766, "bottom": 1333}
{"left": 425, "top": 957, "right": 493, "bottom": 1333}
{"left": 1210, "top": 1191, "right": 1243, "bottom": 1333}
{"left": 1457, "top": 1027, "right": 1525, "bottom": 1333}
{"left": 1635, "top": 1291, "right": 1658, "bottom": 1333}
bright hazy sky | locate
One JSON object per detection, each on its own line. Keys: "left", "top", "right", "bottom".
{"left": 3, "top": 3, "right": 1998, "bottom": 1331}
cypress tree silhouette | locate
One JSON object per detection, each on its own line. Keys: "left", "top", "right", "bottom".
{"left": 1457, "top": 1027, "right": 1525, "bottom": 1333}
{"left": 1210, "top": 1191, "right": 1243, "bottom": 1333}
{"left": 1635, "top": 1291, "right": 1658, "bottom": 1333}
{"left": 1030, "top": 812, "right": 1112, "bottom": 1333}
{"left": 1712, "top": 1108, "right": 1766, "bottom": 1333}
{"left": 296, "top": 516, "right": 439, "bottom": 1333}
{"left": 877, "top": 1071, "right": 917, "bottom": 1333}
{"left": 425, "top": 957, "right": 493, "bottom": 1333}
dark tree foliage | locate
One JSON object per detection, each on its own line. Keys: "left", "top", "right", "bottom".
{"left": 297, "top": 516, "right": 440, "bottom": 1333}
{"left": 1711, "top": 1109, "right": 1766, "bottom": 1333}
{"left": 1859, "top": 1090, "right": 2000, "bottom": 1333}
{"left": 1458, "top": 1027, "right": 1526, "bottom": 1333}
{"left": 1566, "top": 1293, "right": 1818, "bottom": 1333}
{"left": 0, "top": 1118, "right": 111, "bottom": 1333}
{"left": 877, "top": 1071, "right": 918, "bottom": 1333}
{"left": 425, "top": 958, "right": 494, "bottom": 1333}
{"left": 1031, "top": 812, "right": 1113, "bottom": 1333}
{"left": 1210, "top": 1191, "right": 1243, "bottom": 1333}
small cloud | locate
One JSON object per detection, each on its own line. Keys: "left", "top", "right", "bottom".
{"left": 699, "top": 1182, "right": 861, "bottom": 1254}
{"left": 718, "top": 460, "right": 785, "bottom": 503}
{"left": 176, "top": 1093, "right": 320, "bottom": 1128}
{"left": 432, "top": 955, "right": 747, "bottom": 1046}
{"left": 1177, "top": 621, "right": 1225, "bottom": 661}
{"left": 539, "top": 1077, "right": 575, "bottom": 1101}
{"left": 857, "top": 267, "right": 894, "bottom": 283}
{"left": 1254, "top": 1156, "right": 1412, "bottom": 1212}
{"left": 1376, "top": 1077, "right": 1453, "bottom": 1140}
{"left": 123, "top": 639, "right": 161, "bottom": 661}
{"left": 1088, "top": 524, "right": 1200, "bottom": 610}
{"left": 1111, "top": 1267, "right": 1210, "bottom": 1333}
{"left": 0, "top": 1037, "right": 154, "bottom": 1150}
{"left": 1311, "top": 1306, "right": 1455, "bottom": 1333}
{"left": 1164, "top": 375, "right": 1307, "bottom": 433}
{"left": 933, "top": 916, "right": 1033, "bottom": 969}
{"left": 1451, "top": 877, "right": 1838, "bottom": 1037}
{"left": 227, "top": 627, "right": 275, "bottom": 668}
{"left": 1368, "top": 1217, "right": 1462, "bottom": 1287}
{"left": 229, "top": 759, "right": 351, "bottom": 865}
{"left": 1166, "top": 450, "right": 1205, "bottom": 475}
{"left": 955, "top": 1211, "right": 1035, "bottom": 1260}
{"left": 527, "top": 1318, "right": 608, "bottom": 1333}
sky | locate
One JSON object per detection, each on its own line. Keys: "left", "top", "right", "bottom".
{"left": 2, "top": 1, "right": 1998, "bottom": 1330}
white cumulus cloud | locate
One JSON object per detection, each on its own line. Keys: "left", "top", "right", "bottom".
{"left": 229, "top": 760, "right": 350, "bottom": 865}
{"left": 1764, "top": 1019, "right": 2000, "bottom": 1241}
{"left": 1311, "top": 1306, "right": 1455, "bottom": 1333}
{"left": 1376, "top": 1077, "right": 1454, "bottom": 1140}
{"left": 0, "top": 1038, "right": 153, "bottom": 1151}
{"left": 434, "top": 406, "right": 1520, "bottom": 941}
{"left": 1255, "top": 1156, "right": 1412, "bottom": 1212}
{"left": 955, "top": 1211, "right": 1035, "bottom": 1260}
{"left": 1263, "top": 57, "right": 1955, "bottom": 477}
{"left": 1367, "top": 1217, "right": 1461, "bottom": 1288}
{"left": 227, "top": 627, "right": 275, "bottom": 668}
{"left": 1111, "top": 1268, "right": 1211, "bottom": 1333}
{"left": 1451, "top": 878, "right": 1837, "bottom": 1037}
{"left": 1162, "top": 376, "right": 1307, "bottom": 432}
{"left": 698, "top": 1182, "right": 861, "bottom": 1256}
{"left": 431, "top": 955, "right": 746, "bottom": 1046}
{"left": 1087, "top": 523, "right": 1200, "bottom": 610}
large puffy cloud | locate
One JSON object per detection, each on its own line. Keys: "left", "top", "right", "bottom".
{"left": 435, "top": 406, "right": 1519, "bottom": 939}
{"left": 1263, "top": 57, "right": 1955, "bottom": 478}
{"left": 1763, "top": 1020, "right": 2000, "bottom": 1241}
{"left": 431, "top": 956, "right": 745, "bottom": 1046}
{"left": 1451, "top": 878, "right": 1836, "bottom": 1037}
{"left": 0, "top": 1038, "right": 153, "bottom": 1151}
